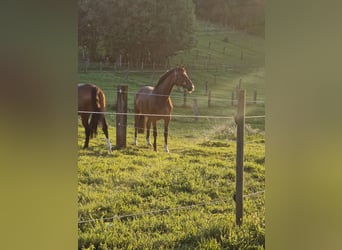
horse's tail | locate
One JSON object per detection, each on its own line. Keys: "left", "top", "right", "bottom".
{"left": 89, "top": 86, "right": 106, "bottom": 138}
{"left": 134, "top": 94, "right": 145, "bottom": 134}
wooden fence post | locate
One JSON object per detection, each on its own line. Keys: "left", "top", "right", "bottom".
{"left": 231, "top": 91, "right": 235, "bottom": 106}
{"left": 235, "top": 80, "right": 242, "bottom": 102}
{"left": 124, "top": 69, "right": 129, "bottom": 80}
{"left": 85, "top": 58, "right": 89, "bottom": 72}
{"left": 205, "top": 81, "right": 208, "bottom": 96}
{"left": 116, "top": 85, "right": 128, "bottom": 149}
{"left": 208, "top": 90, "right": 211, "bottom": 107}
{"left": 193, "top": 98, "right": 198, "bottom": 121}
{"left": 183, "top": 90, "right": 187, "bottom": 107}
{"left": 235, "top": 89, "right": 245, "bottom": 225}
{"left": 253, "top": 89, "right": 257, "bottom": 105}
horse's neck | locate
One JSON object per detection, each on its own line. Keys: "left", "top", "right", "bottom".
{"left": 153, "top": 77, "right": 174, "bottom": 97}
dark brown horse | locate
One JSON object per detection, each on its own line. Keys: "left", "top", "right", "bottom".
{"left": 134, "top": 66, "right": 195, "bottom": 152}
{"left": 78, "top": 83, "right": 112, "bottom": 153}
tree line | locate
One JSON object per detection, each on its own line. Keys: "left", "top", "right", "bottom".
{"left": 78, "top": 0, "right": 195, "bottom": 65}
{"left": 194, "top": 0, "right": 265, "bottom": 36}
{"left": 78, "top": 0, "right": 264, "bottom": 64}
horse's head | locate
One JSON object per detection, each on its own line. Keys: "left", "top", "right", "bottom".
{"left": 174, "top": 66, "right": 195, "bottom": 93}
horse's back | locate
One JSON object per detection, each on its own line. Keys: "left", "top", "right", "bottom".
{"left": 136, "top": 86, "right": 154, "bottom": 95}
{"left": 134, "top": 85, "right": 172, "bottom": 117}
{"left": 78, "top": 84, "right": 92, "bottom": 111}
{"left": 135, "top": 86, "right": 153, "bottom": 111}
{"left": 78, "top": 83, "right": 105, "bottom": 112}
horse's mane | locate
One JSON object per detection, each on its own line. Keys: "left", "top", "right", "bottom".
{"left": 155, "top": 67, "right": 177, "bottom": 88}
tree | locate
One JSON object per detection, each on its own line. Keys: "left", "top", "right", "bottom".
{"left": 78, "top": 0, "right": 195, "bottom": 64}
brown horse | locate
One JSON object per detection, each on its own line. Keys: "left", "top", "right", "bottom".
{"left": 134, "top": 66, "right": 195, "bottom": 152}
{"left": 78, "top": 83, "right": 112, "bottom": 153}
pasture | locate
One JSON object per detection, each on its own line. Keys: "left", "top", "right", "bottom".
{"left": 78, "top": 21, "right": 265, "bottom": 249}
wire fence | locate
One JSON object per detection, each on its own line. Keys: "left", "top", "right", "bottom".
{"left": 79, "top": 79, "right": 265, "bottom": 113}
{"left": 78, "top": 110, "right": 265, "bottom": 120}
{"left": 78, "top": 90, "right": 265, "bottom": 226}
{"left": 79, "top": 64, "right": 265, "bottom": 114}
{"left": 77, "top": 114, "right": 265, "bottom": 224}
{"left": 78, "top": 190, "right": 265, "bottom": 225}
{"left": 79, "top": 67, "right": 264, "bottom": 78}
{"left": 91, "top": 89, "right": 265, "bottom": 104}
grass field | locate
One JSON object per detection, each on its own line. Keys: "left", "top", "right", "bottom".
{"left": 78, "top": 20, "right": 265, "bottom": 249}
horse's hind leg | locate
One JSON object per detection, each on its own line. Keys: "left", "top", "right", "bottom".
{"left": 134, "top": 115, "right": 137, "bottom": 145}
{"left": 134, "top": 127, "right": 137, "bottom": 145}
{"left": 164, "top": 118, "right": 170, "bottom": 152}
{"left": 101, "top": 116, "right": 112, "bottom": 153}
{"left": 146, "top": 118, "right": 152, "bottom": 146}
{"left": 81, "top": 114, "right": 90, "bottom": 149}
{"left": 152, "top": 120, "right": 157, "bottom": 151}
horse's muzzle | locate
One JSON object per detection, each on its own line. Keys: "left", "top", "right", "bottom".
{"left": 187, "top": 85, "right": 194, "bottom": 93}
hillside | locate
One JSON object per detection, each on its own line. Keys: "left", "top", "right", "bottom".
{"left": 78, "top": 20, "right": 265, "bottom": 120}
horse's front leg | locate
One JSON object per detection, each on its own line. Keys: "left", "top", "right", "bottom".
{"left": 164, "top": 117, "right": 170, "bottom": 152}
{"left": 101, "top": 116, "right": 112, "bottom": 153}
{"left": 146, "top": 118, "right": 152, "bottom": 146}
{"left": 152, "top": 120, "right": 157, "bottom": 151}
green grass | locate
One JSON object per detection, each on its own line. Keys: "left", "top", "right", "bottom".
{"left": 78, "top": 20, "right": 265, "bottom": 249}
{"left": 78, "top": 124, "right": 265, "bottom": 249}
